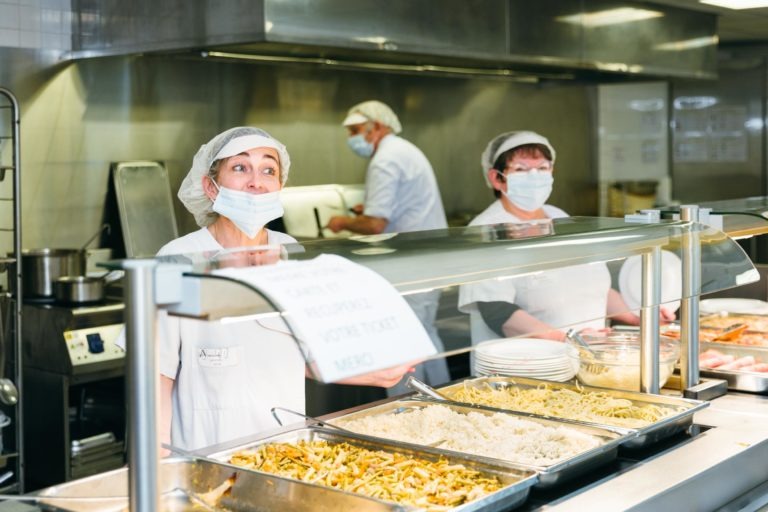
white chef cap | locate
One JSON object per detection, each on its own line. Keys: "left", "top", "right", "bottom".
{"left": 480, "top": 131, "right": 556, "bottom": 188}
{"left": 178, "top": 126, "right": 291, "bottom": 227}
{"left": 342, "top": 100, "right": 403, "bottom": 134}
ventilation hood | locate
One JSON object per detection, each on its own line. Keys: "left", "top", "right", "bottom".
{"left": 72, "top": 0, "right": 718, "bottom": 80}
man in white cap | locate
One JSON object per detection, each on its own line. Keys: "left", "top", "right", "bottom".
{"left": 329, "top": 100, "right": 450, "bottom": 392}
{"left": 327, "top": 100, "right": 447, "bottom": 235}
{"left": 458, "top": 131, "right": 647, "bottom": 365}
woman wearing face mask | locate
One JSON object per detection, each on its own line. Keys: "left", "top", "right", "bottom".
{"left": 155, "top": 127, "right": 412, "bottom": 451}
{"left": 458, "top": 131, "right": 645, "bottom": 355}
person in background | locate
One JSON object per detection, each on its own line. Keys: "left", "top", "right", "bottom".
{"left": 458, "top": 131, "right": 674, "bottom": 358}
{"left": 147, "top": 126, "right": 413, "bottom": 451}
{"left": 327, "top": 100, "right": 450, "bottom": 393}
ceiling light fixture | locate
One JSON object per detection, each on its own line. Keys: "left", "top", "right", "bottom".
{"left": 655, "top": 35, "right": 719, "bottom": 51}
{"left": 699, "top": 0, "right": 768, "bottom": 9}
{"left": 673, "top": 96, "right": 718, "bottom": 110}
{"left": 556, "top": 7, "right": 664, "bottom": 27}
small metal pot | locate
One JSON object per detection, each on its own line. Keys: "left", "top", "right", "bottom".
{"left": 53, "top": 271, "right": 122, "bottom": 305}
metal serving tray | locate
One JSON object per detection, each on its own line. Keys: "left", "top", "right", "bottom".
{"left": 36, "top": 456, "right": 403, "bottom": 511}
{"left": 700, "top": 341, "right": 768, "bottom": 393}
{"left": 326, "top": 399, "right": 634, "bottom": 489}
{"left": 700, "top": 312, "right": 768, "bottom": 333}
{"left": 437, "top": 376, "right": 708, "bottom": 450}
{"left": 208, "top": 425, "right": 538, "bottom": 511}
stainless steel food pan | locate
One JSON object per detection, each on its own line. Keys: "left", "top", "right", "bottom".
{"left": 208, "top": 425, "right": 539, "bottom": 511}
{"left": 326, "top": 399, "right": 633, "bottom": 489}
{"left": 35, "top": 455, "right": 404, "bottom": 511}
{"left": 700, "top": 341, "right": 768, "bottom": 393}
{"left": 437, "top": 376, "right": 708, "bottom": 450}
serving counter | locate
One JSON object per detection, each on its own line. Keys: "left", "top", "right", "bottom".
{"left": 16, "top": 215, "right": 768, "bottom": 510}
{"left": 18, "top": 388, "right": 768, "bottom": 512}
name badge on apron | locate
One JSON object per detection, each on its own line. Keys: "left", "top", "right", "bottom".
{"left": 198, "top": 346, "right": 240, "bottom": 368}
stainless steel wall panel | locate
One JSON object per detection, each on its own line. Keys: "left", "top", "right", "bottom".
{"left": 72, "top": 0, "right": 266, "bottom": 54}
{"left": 507, "top": 2, "right": 584, "bottom": 66}
{"left": 7, "top": 55, "right": 594, "bottom": 250}
{"left": 264, "top": 0, "right": 508, "bottom": 60}
{"left": 507, "top": 0, "right": 717, "bottom": 78}
{"left": 581, "top": 1, "right": 717, "bottom": 78}
{"left": 67, "top": 0, "right": 718, "bottom": 79}
{"left": 671, "top": 57, "right": 764, "bottom": 202}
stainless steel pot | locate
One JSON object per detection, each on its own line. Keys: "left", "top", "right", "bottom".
{"left": 11, "top": 225, "right": 111, "bottom": 299}
{"left": 15, "top": 248, "right": 86, "bottom": 298}
{"left": 53, "top": 271, "right": 123, "bottom": 304}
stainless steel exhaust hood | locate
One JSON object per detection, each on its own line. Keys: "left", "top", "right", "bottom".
{"left": 72, "top": 0, "right": 718, "bottom": 80}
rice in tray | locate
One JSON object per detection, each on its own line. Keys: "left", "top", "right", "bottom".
{"left": 447, "top": 382, "right": 679, "bottom": 429}
{"left": 335, "top": 404, "right": 601, "bottom": 466}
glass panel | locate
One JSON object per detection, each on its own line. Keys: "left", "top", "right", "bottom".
{"left": 106, "top": 216, "right": 757, "bottom": 385}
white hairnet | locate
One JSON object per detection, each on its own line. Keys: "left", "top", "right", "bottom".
{"left": 342, "top": 100, "right": 402, "bottom": 134}
{"left": 178, "top": 126, "right": 291, "bottom": 227}
{"left": 480, "top": 131, "right": 556, "bottom": 188}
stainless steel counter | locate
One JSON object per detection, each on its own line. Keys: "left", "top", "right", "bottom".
{"left": 17, "top": 391, "right": 768, "bottom": 511}
{"left": 536, "top": 392, "right": 768, "bottom": 511}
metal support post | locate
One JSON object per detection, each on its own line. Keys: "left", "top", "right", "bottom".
{"left": 679, "top": 205, "right": 701, "bottom": 390}
{"left": 124, "top": 260, "right": 160, "bottom": 512}
{"left": 640, "top": 247, "right": 662, "bottom": 394}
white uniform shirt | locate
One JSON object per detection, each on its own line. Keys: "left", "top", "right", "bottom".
{"left": 156, "top": 228, "right": 306, "bottom": 450}
{"left": 364, "top": 134, "right": 447, "bottom": 233}
{"left": 458, "top": 201, "right": 611, "bottom": 344}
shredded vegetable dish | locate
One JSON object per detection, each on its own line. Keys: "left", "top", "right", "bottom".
{"left": 229, "top": 440, "right": 504, "bottom": 511}
{"left": 448, "top": 382, "right": 681, "bottom": 429}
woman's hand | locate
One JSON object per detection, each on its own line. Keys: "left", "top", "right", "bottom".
{"left": 336, "top": 362, "right": 419, "bottom": 388}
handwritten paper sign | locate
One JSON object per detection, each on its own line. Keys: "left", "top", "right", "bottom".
{"left": 213, "top": 254, "right": 436, "bottom": 382}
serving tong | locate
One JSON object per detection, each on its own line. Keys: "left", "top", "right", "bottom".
{"left": 565, "top": 329, "right": 597, "bottom": 357}
{"left": 566, "top": 329, "right": 608, "bottom": 375}
{"left": 405, "top": 375, "right": 451, "bottom": 401}
{"left": 278, "top": 387, "right": 448, "bottom": 448}
{"left": 712, "top": 322, "right": 748, "bottom": 342}
{"left": 271, "top": 406, "right": 359, "bottom": 436}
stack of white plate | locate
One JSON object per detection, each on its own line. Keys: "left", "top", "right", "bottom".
{"left": 474, "top": 338, "right": 578, "bottom": 382}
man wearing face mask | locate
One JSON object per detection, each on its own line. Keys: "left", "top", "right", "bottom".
{"left": 327, "top": 100, "right": 447, "bottom": 235}
{"left": 327, "top": 100, "right": 451, "bottom": 393}
{"left": 458, "top": 131, "right": 641, "bottom": 359}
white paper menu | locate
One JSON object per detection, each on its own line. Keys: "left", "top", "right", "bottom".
{"left": 213, "top": 254, "right": 437, "bottom": 382}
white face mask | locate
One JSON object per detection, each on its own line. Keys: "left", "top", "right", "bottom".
{"left": 210, "top": 181, "right": 284, "bottom": 238}
{"left": 347, "top": 133, "right": 374, "bottom": 158}
{"left": 501, "top": 171, "right": 554, "bottom": 212}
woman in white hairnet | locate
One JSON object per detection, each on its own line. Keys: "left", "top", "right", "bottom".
{"left": 458, "top": 131, "right": 673, "bottom": 355}
{"left": 156, "top": 127, "right": 412, "bottom": 451}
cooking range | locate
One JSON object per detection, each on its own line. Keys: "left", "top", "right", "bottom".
{"left": 21, "top": 298, "right": 125, "bottom": 490}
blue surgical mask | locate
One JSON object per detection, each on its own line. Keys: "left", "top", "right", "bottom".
{"left": 500, "top": 171, "right": 554, "bottom": 212}
{"left": 347, "top": 134, "right": 374, "bottom": 158}
{"left": 210, "top": 180, "right": 284, "bottom": 238}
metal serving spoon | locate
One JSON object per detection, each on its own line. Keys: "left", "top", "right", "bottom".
{"left": 566, "top": 328, "right": 597, "bottom": 357}
{"left": 405, "top": 376, "right": 450, "bottom": 401}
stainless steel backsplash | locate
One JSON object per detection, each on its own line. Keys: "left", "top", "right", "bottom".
{"left": 0, "top": 52, "right": 595, "bottom": 252}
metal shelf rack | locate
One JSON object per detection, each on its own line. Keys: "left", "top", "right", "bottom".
{"left": 0, "top": 86, "right": 24, "bottom": 493}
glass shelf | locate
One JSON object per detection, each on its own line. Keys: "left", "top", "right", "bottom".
{"left": 114, "top": 217, "right": 756, "bottom": 323}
